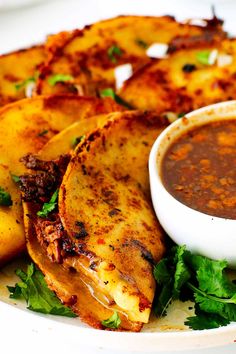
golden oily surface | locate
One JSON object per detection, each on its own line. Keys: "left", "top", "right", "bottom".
{"left": 59, "top": 111, "right": 167, "bottom": 325}
{"left": 120, "top": 39, "right": 236, "bottom": 114}
{"left": 0, "top": 95, "right": 121, "bottom": 265}
{"left": 0, "top": 46, "right": 45, "bottom": 107}
{"left": 36, "top": 15, "right": 222, "bottom": 96}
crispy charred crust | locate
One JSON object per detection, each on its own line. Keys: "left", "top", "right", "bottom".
{"left": 19, "top": 154, "right": 70, "bottom": 202}
{"left": 168, "top": 30, "right": 226, "bottom": 53}
{"left": 72, "top": 111, "right": 168, "bottom": 160}
{"left": 131, "top": 240, "right": 155, "bottom": 265}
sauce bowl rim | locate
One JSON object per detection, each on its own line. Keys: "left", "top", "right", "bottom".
{"left": 149, "top": 100, "right": 236, "bottom": 224}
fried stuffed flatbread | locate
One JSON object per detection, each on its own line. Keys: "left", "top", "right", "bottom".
{"left": 20, "top": 110, "right": 168, "bottom": 331}
{"left": 0, "top": 95, "right": 120, "bottom": 265}
{"left": 36, "top": 15, "right": 225, "bottom": 97}
{"left": 120, "top": 38, "right": 236, "bottom": 115}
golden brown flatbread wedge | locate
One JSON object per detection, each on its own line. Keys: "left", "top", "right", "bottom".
{"left": 39, "top": 114, "right": 112, "bottom": 160}
{"left": 21, "top": 110, "right": 168, "bottom": 331}
{"left": 120, "top": 38, "right": 236, "bottom": 115}
{"left": 36, "top": 15, "right": 225, "bottom": 97}
{"left": 0, "top": 46, "right": 45, "bottom": 107}
{"left": 0, "top": 95, "right": 121, "bottom": 265}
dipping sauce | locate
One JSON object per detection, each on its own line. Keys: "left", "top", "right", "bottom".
{"left": 161, "top": 119, "right": 236, "bottom": 219}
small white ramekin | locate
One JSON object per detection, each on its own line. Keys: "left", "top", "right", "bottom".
{"left": 149, "top": 100, "right": 236, "bottom": 267}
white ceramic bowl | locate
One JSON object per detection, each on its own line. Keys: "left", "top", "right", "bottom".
{"left": 149, "top": 101, "right": 236, "bottom": 267}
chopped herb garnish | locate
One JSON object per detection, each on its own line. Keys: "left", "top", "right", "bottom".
{"left": 71, "top": 135, "right": 85, "bottom": 148}
{"left": 182, "top": 64, "right": 196, "bottom": 73}
{"left": 0, "top": 187, "right": 12, "bottom": 206}
{"left": 135, "top": 39, "right": 148, "bottom": 49}
{"left": 101, "top": 311, "right": 121, "bottom": 329}
{"left": 48, "top": 74, "right": 74, "bottom": 86}
{"left": 100, "top": 87, "right": 116, "bottom": 99}
{"left": 7, "top": 263, "right": 77, "bottom": 317}
{"left": 15, "top": 77, "right": 35, "bottom": 91}
{"left": 107, "top": 45, "right": 122, "bottom": 63}
{"left": 154, "top": 245, "right": 236, "bottom": 330}
{"left": 178, "top": 112, "right": 186, "bottom": 118}
{"left": 100, "top": 88, "right": 133, "bottom": 109}
{"left": 196, "top": 51, "right": 211, "bottom": 65}
{"left": 38, "top": 129, "right": 49, "bottom": 137}
{"left": 11, "top": 174, "right": 20, "bottom": 183}
{"left": 37, "top": 189, "right": 58, "bottom": 218}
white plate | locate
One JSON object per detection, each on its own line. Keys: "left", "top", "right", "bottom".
{"left": 1, "top": 259, "right": 236, "bottom": 353}
{"left": 1, "top": 1, "right": 236, "bottom": 353}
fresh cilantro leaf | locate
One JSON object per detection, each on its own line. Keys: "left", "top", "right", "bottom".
{"left": 153, "top": 245, "right": 236, "bottom": 330}
{"left": 196, "top": 51, "right": 211, "bottom": 65}
{"left": 38, "top": 129, "right": 49, "bottom": 137}
{"left": 0, "top": 187, "right": 12, "bottom": 206}
{"left": 185, "top": 312, "right": 230, "bottom": 330}
{"left": 37, "top": 189, "right": 58, "bottom": 218}
{"left": 8, "top": 263, "right": 77, "bottom": 317}
{"left": 101, "top": 311, "right": 121, "bottom": 329}
{"left": 186, "top": 255, "right": 236, "bottom": 298}
{"left": 100, "top": 88, "right": 133, "bottom": 109}
{"left": 135, "top": 39, "right": 148, "bottom": 49}
{"left": 178, "top": 112, "right": 186, "bottom": 118}
{"left": 191, "top": 290, "right": 236, "bottom": 322}
{"left": 48, "top": 74, "right": 74, "bottom": 86}
{"left": 173, "top": 245, "right": 191, "bottom": 299}
{"left": 15, "top": 77, "right": 35, "bottom": 91}
{"left": 100, "top": 88, "right": 116, "bottom": 99}
{"left": 107, "top": 45, "right": 122, "bottom": 63}
{"left": 11, "top": 174, "right": 20, "bottom": 183}
{"left": 71, "top": 135, "right": 85, "bottom": 148}
{"left": 154, "top": 258, "right": 171, "bottom": 284}
{"left": 154, "top": 280, "right": 173, "bottom": 317}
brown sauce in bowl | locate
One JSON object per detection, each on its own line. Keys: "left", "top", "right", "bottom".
{"left": 161, "top": 119, "right": 236, "bottom": 219}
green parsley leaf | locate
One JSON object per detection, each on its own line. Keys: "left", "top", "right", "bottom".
{"left": 100, "top": 88, "right": 133, "bottom": 109}
{"left": 48, "top": 74, "right": 74, "bottom": 86}
{"left": 11, "top": 174, "right": 20, "bottom": 183}
{"left": 0, "top": 187, "right": 12, "bottom": 206}
{"left": 15, "top": 77, "right": 35, "bottom": 91}
{"left": 135, "top": 39, "right": 148, "bottom": 49}
{"left": 8, "top": 263, "right": 77, "bottom": 317}
{"left": 196, "top": 51, "right": 211, "bottom": 65}
{"left": 71, "top": 135, "right": 85, "bottom": 148}
{"left": 107, "top": 45, "right": 122, "bottom": 63}
{"left": 38, "top": 129, "right": 49, "bottom": 137}
{"left": 101, "top": 311, "right": 121, "bottom": 329}
{"left": 37, "top": 189, "right": 58, "bottom": 218}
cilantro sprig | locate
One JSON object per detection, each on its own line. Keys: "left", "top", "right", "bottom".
{"left": 107, "top": 45, "right": 122, "bottom": 63}
{"left": 48, "top": 74, "right": 74, "bottom": 86}
{"left": 100, "top": 88, "right": 133, "bottom": 109}
{"left": 37, "top": 189, "right": 58, "bottom": 218}
{"left": 0, "top": 186, "right": 12, "bottom": 206}
{"left": 71, "top": 135, "right": 85, "bottom": 148}
{"left": 154, "top": 245, "right": 236, "bottom": 330}
{"left": 15, "top": 77, "right": 35, "bottom": 91}
{"left": 101, "top": 311, "right": 121, "bottom": 329}
{"left": 8, "top": 263, "right": 76, "bottom": 317}
{"left": 135, "top": 39, "right": 148, "bottom": 49}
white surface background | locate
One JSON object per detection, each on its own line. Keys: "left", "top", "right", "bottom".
{"left": 1, "top": 0, "right": 236, "bottom": 353}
